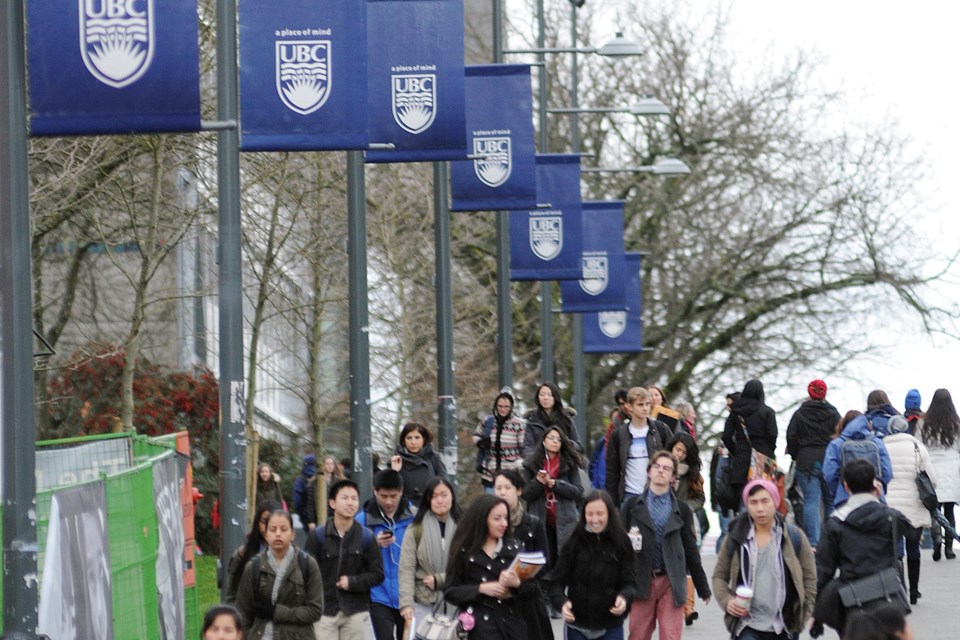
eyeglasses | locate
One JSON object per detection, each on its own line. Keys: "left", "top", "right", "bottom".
{"left": 650, "top": 463, "right": 674, "bottom": 473}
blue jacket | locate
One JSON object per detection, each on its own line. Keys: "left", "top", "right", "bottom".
{"left": 822, "top": 415, "right": 893, "bottom": 507}
{"left": 355, "top": 497, "right": 417, "bottom": 609}
{"left": 589, "top": 435, "right": 607, "bottom": 489}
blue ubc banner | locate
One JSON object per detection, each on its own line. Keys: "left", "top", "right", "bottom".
{"left": 560, "top": 200, "right": 627, "bottom": 312}
{"left": 584, "top": 252, "right": 643, "bottom": 353}
{"left": 449, "top": 65, "right": 537, "bottom": 211}
{"left": 509, "top": 155, "right": 583, "bottom": 281}
{"left": 27, "top": 0, "right": 202, "bottom": 135}
{"left": 365, "top": 0, "right": 466, "bottom": 163}
{"left": 238, "top": 0, "right": 367, "bottom": 151}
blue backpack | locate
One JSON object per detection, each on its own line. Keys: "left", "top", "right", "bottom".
{"left": 839, "top": 436, "right": 882, "bottom": 479}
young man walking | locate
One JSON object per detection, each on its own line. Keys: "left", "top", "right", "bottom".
{"left": 622, "top": 450, "right": 711, "bottom": 640}
{"left": 712, "top": 478, "right": 817, "bottom": 640}
{"left": 606, "top": 387, "right": 675, "bottom": 507}
{"left": 813, "top": 459, "right": 913, "bottom": 636}
{"left": 306, "top": 479, "right": 384, "bottom": 640}
{"left": 785, "top": 379, "right": 841, "bottom": 548}
{"left": 355, "top": 469, "right": 417, "bottom": 640}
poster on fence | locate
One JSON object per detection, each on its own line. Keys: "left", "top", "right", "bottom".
{"left": 38, "top": 481, "right": 113, "bottom": 640}
{"left": 154, "top": 456, "right": 186, "bottom": 640}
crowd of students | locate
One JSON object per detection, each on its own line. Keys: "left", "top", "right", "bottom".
{"left": 200, "top": 379, "right": 945, "bottom": 640}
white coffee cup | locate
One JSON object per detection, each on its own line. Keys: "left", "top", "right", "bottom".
{"left": 628, "top": 526, "right": 643, "bottom": 551}
{"left": 734, "top": 585, "right": 753, "bottom": 612}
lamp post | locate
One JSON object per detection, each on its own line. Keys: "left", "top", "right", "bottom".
{"left": 503, "top": 2, "right": 644, "bottom": 388}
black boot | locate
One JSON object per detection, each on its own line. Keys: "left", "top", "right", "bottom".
{"left": 907, "top": 559, "right": 921, "bottom": 604}
{"left": 933, "top": 526, "right": 943, "bottom": 561}
{"left": 946, "top": 540, "right": 956, "bottom": 560}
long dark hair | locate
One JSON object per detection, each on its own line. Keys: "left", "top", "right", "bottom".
{"left": 412, "top": 477, "right": 461, "bottom": 525}
{"left": 235, "top": 499, "right": 282, "bottom": 580}
{"left": 564, "top": 490, "right": 630, "bottom": 555}
{"left": 866, "top": 389, "right": 893, "bottom": 410}
{"left": 667, "top": 431, "right": 701, "bottom": 476}
{"left": 447, "top": 495, "right": 509, "bottom": 580}
{"left": 534, "top": 382, "right": 574, "bottom": 427}
{"left": 526, "top": 426, "right": 585, "bottom": 471}
{"left": 922, "top": 388, "right": 960, "bottom": 448}
{"left": 399, "top": 421, "right": 434, "bottom": 446}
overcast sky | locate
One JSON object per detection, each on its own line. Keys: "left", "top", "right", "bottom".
{"left": 716, "top": 1, "right": 960, "bottom": 420}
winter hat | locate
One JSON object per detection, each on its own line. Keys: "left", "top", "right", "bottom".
{"left": 807, "top": 379, "right": 827, "bottom": 400}
{"left": 905, "top": 389, "right": 922, "bottom": 411}
{"left": 888, "top": 415, "right": 910, "bottom": 434}
{"left": 742, "top": 478, "right": 781, "bottom": 509}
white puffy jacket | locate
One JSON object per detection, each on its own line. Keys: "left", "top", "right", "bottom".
{"left": 926, "top": 439, "right": 960, "bottom": 504}
{"left": 884, "top": 433, "right": 936, "bottom": 528}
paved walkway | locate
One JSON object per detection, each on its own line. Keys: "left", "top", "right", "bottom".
{"left": 545, "top": 540, "right": 957, "bottom": 639}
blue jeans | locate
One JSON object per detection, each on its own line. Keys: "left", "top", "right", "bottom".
{"left": 716, "top": 508, "right": 733, "bottom": 554}
{"left": 794, "top": 469, "right": 826, "bottom": 548}
{"left": 565, "top": 624, "right": 623, "bottom": 640}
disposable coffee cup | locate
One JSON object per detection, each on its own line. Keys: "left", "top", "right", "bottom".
{"left": 734, "top": 586, "right": 753, "bottom": 611}
{"left": 628, "top": 526, "right": 643, "bottom": 551}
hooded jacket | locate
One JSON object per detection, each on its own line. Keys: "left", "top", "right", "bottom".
{"left": 712, "top": 512, "right": 816, "bottom": 635}
{"left": 355, "top": 496, "right": 417, "bottom": 610}
{"left": 722, "top": 380, "right": 778, "bottom": 484}
{"left": 815, "top": 494, "right": 912, "bottom": 594}
{"left": 234, "top": 546, "right": 324, "bottom": 640}
{"left": 292, "top": 455, "right": 317, "bottom": 523}
{"left": 822, "top": 415, "right": 893, "bottom": 507}
{"left": 473, "top": 392, "right": 526, "bottom": 484}
{"left": 864, "top": 404, "right": 898, "bottom": 437}
{"left": 786, "top": 399, "right": 841, "bottom": 471}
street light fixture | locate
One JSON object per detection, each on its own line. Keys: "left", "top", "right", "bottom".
{"left": 582, "top": 157, "right": 692, "bottom": 176}
{"left": 596, "top": 32, "right": 643, "bottom": 57}
{"left": 630, "top": 96, "right": 671, "bottom": 116}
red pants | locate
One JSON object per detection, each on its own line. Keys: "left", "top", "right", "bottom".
{"left": 628, "top": 574, "right": 683, "bottom": 640}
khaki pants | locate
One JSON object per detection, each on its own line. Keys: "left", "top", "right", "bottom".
{"left": 314, "top": 611, "right": 368, "bottom": 640}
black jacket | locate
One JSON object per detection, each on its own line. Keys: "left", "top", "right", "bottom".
{"left": 513, "top": 512, "right": 549, "bottom": 558}
{"left": 604, "top": 418, "right": 674, "bottom": 505}
{"left": 816, "top": 496, "right": 912, "bottom": 594}
{"left": 522, "top": 408, "right": 582, "bottom": 457}
{"left": 786, "top": 399, "right": 841, "bottom": 471}
{"left": 444, "top": 538, "right": 540, "bottom": 640}
{"left": 621, "top": 490, "right": 710, "bottom": 607}
{"left": 304, "top": 520, "right": 385, "bottom": 616}
{"left": 723, "top": 396, "right": 778, "bottom": 484}
{"left": 394, "top": 443, "right": 449, "bottom": 504}
{"left": 548, "top": 530, "right": 636, "bottom": 631}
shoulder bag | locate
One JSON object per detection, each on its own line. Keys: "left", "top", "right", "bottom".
{"left": 913, "top": 441, "right": 940, "bottom": 512}
{"left": 836, "top": 513, "right": 911, "bottom": 614}
{"left": 738, "top": 416, "right": 787, "bottom": 515}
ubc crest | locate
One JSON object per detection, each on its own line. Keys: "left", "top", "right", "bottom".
{"left": 80, "top": 0, "right": 155, "bottom": 89}
{"left": 473, "top": 136, "right": 512, "bottom": 187}
{"left": 599, "top": 311, "right": 627, "bottom": 338}
{"left": 580, "top": 254, "right": 609, "bottom": 295}
{"left": 392, "top": 73, "right": 436, "bottom": 134}
{"left": 530, "top": 216, "right": 563, "bottom": 261}
{"left": 276, "top": 40, "right": 331, "bottom": 115}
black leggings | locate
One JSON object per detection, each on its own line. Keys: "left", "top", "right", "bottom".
{"left": 934, "top": 502, "right": 956, "bottom": 546}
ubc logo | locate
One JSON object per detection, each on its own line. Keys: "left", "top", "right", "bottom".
{"left": 530, "top": 216, "right": 562, "bottom": 261}
{"left": 392, "top": 74, "right": 436, "bottom": 134}
{"left": 276, "top": 40, "right": 331, "bottom": 115}
{"left": 599, "top": 311, "right": 627, "bottom": 338}
{"left": 79, "top": 0, "right": 155, "bottom": 89}
{"left": 473, "top": 136, "right": 511, "bottom": 187}
{"left": 580, "top": 254, "right": 609, "bottom": 295}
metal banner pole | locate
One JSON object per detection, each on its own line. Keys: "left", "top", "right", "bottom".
{"left": 215, "top": 0, "right": 247, "bottom": 594}
{"left": 0, "top": 0, "right": 39, "bottom": 632}
{"left": 347, "top": 151, "right": 373, "bottom": 500}
{"left": 433, "top": 162, "right": 457, "bottom": 488}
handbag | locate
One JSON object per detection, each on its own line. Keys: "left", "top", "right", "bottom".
{"left": 913, "top": 441, "right": 939, "bottom": 512}
{"left": 415, "top": 601, "right": 467, "bottom": 640}
{"left": 837, "top": 566, "right": 910, "bottom": 611}
{"left": 836, "top": 514, "right": 911, "bottom": 614}
{"left": 738, "top": 416, "right": 778, "bottom": 481}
